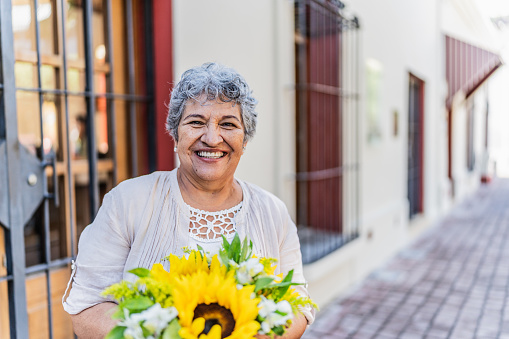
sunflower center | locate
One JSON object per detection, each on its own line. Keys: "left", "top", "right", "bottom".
{"left": 193, "top": 303, "right": 235, "bottom": 338}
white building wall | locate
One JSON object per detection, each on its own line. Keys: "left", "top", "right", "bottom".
{"left": 488, "top": 67, "right": 509, "bottom": 177}
{"left": 172, "top": 0, "right": 500, "bottom": 308}
{"left": 442, "top": 0, "right": 506, "bottom": 202}
{"left": 172, "top": 0, "right": 297, "bottom": 218}
{"left": 348, "top": 0, "right": 444, "bottom": 271}
{"left": 302, "top": 0, "right": 451, "bottom": 307}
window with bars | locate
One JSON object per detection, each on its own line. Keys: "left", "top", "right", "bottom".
{"left": 294, "top": 0, "right": 360, "bottom": 264}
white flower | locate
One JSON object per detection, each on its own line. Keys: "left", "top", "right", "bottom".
{"left": 138, "top": 304, "right": 179, "bottom": 334}
{"left": 259, "top": 321, "right": 272, "bottom": 334}
{"left": 257, "top": 297, "right": 294, "bottom": 333}
{"left": 124, "top": 326, "right": 146, "bottom": 339}
{"left": 276, "top": 300, "right": 293, "bottom": 315}
{"left": 258, "top": 297, "right": 277, "bottom": 318}
{"left": 119, "top": 309, "right": 145, "bottom": 339}
{"left": 119, "top": 304, "right": 179, "bottom": 338}
{"left": 236, "top": 258, "right": 264, "bottom": 284}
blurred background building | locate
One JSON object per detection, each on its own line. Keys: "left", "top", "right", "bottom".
{"left": 0, "top": 0, "right": 508, "bottom": 337}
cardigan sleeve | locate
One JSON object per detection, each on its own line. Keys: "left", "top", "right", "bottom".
{"left": 62, "top": 188, "right": 131, "bottom": 314}
{"left": 278, "top": 211, "right": 316, "bottom": 324}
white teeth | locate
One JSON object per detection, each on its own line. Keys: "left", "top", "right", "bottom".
{"left": 197, "top": 151, "right": 224, "bottom": 159}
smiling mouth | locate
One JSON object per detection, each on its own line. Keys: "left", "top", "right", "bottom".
{"left": 196, "top": 151, "right": 227, "bottom": 159}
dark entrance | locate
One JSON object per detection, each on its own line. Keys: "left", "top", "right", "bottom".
{"left": 407, "top": 74, "right": 424, "bottom": 218}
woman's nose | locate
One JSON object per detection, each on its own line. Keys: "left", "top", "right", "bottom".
{"left": 201, "top": 125, "right": 223, "bottom": 146}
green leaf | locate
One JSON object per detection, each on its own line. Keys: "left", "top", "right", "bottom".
{"left": 141, "top": 324, "right": 152, "bottom": 337}
{"left": 121, "top": 296, "right": 154, "bottom": 312}
{"left": 111, "top": 307, "right": 124, "bottom": 320}
{"left": 254, "top": 276, "right": 275, "bottom": 292}
{"left": 128, "top": 267, "right": 150, "bottom": 278}
{"left": 219, "top": 250, "right": 230, "bottom": 268}
{"left": 273, "top": 325, "right": 286, "bottom": 336}
{"left": 196, "top": 244, "right": 205, "bottom": 259}
{"left": 282, "top": 269, "right": 294, "bottom": 283}
{"left": 275, "top": 270, "right": 294, "bottom": 299}
{"left": 162, "top": 318, "right": 183, "bottom": 339}
{"left": 268, "top": 281, "right": 301, "bottom": 289}
{"left": 222, "top": 234, "right": 230, "bottom": 252}
{"left": 240, "top": 237, "right": 249, "bottom": 262}
{"left": 105, "top": 326, "right": 126, "bottom": 339}
{"left": 229, "top": 234, "right": 241, "bottom": 262}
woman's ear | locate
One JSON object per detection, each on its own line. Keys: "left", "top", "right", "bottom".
{"left": 171, "top": 135, "right": 178, "bottom": 153}
{"left": 242, "top": 143, "right": 247, "bottom": 154}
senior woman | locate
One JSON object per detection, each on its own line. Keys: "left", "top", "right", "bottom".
{"left": 62, "top": 62, "right": 314, "bottom": 338}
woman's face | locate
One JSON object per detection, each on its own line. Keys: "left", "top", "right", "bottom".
{"left": 176, "top": 97, "right": 246, "bottom": 186}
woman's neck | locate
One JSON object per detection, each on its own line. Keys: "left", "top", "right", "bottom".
{"left": 177, "top": 168, "right": 243, "bottom": 212}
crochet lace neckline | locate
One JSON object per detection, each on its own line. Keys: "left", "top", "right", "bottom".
{"left": 187, "top": 202, "right": 242, "bottom": 242}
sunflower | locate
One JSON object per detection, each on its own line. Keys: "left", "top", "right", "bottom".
{"left": 171, "top": 257, "right": 261, "bottom": 339}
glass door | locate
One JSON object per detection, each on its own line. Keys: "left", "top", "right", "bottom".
{"left": 1, "top": 0, "right": 154, "bottom": 337}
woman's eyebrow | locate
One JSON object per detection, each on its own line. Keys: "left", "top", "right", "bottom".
{"left": 183, "top": 113, "right": 205, "bottom": 121}
{"left": 222, "top": 115, "right": 241, "bottom": 122}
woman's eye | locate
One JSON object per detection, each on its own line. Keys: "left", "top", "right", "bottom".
{"left": 189, "top": 121, "right": 204, "bottom": 125}
{"left": 222, "top": 122, "right": 236, "bottom": 128}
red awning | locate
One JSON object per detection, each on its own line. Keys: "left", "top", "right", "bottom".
{"left": 445, "top": 35, "right": 503, "bottom": 110}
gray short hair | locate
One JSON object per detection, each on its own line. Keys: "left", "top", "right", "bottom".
{"left": 166, "top": 62, "right": 258, "bottom": 143}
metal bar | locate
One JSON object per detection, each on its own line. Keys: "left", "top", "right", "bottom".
{"left": 309, "top": 0, "right": 346, "bottom": 20}
{"left": 15, "top": 87, "right": 150, "bottom": 101}
{"left": 296, "top": 0, "right": 308, "bottom": 228}
{"left": 60, "top": 0, "right": 77, "bottom": 261}
{"left": 33, "top": 0, "right": 55, "bottom": 337}
{"left": 84, "top": 0, "right": 99, "bottom": 218}
{"left": 0, "top": 0, "right": 30, "bottom": 336}
{"left": 126, "top": 0, "right": 138, "bottom": 177}
{"left": 105, "top": 0, "right": 118, "bottom": 183}
{"left": 25, "top": 257, "right": 74, "bottom": 275}
{"left": 340, "top": 12, "right": 347, "bottom": 240}
{"left": 144, "top": 0, "right": 156, "bottom": 173}
{"left": 0, "top": 275, "right": 13, "bottom": 283}
{"left": 354, "top": 19, "right": 360, "bottom": 238}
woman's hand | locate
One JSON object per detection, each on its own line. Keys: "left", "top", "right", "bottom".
{"left": 255, "top": 313, "right": 308, "bottom": 339}
{"left": 70, "top": 302, "right": 118, "bottom": 338}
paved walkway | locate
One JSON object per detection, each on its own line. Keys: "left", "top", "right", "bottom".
{"left": 303, "top": 179, "right": 509, "bottom": 339}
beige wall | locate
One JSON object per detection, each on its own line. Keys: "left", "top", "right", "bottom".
{"left": 173, "top": 0, "right": 297, "bottom": 218}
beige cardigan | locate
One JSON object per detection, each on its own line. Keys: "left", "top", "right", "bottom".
{"left": 62, "top": 168, "right": 314, "bottom": 322}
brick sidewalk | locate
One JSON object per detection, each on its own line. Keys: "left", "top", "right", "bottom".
{"left": 303, "top": 179, "right": 509, "bottom": 339}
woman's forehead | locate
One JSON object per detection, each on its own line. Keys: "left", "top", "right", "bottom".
{"left": 183, "top": 98, "right": 241, "bottom": 117}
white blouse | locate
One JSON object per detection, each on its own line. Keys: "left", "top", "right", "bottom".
{"left": 187, "top": 202, "right": 241, "bottom": 255}
{"left": 62, "top": 168, "right": 314, "bottom": 323}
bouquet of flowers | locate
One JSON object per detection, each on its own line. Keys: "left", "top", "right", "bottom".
{"left": 102, "top": 234, "right": 317, "bottom": 339}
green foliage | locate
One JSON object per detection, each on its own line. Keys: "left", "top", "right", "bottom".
{"left": 161, "top": 319, "right": 182, "bottom": 339}
{"left": 254, "top": 277, "right": 275, "bottom": 292}
{"left": 102, "top": 232, "right": 318, "bottom": 339}
{"left": 120, "top": 296, "right": 154, "bottom": 312}
{"left": 104, "top": 326, "right": 126, "bottom": 339}
{"left": 101, "top": 280, "right": 139, "bottom": 302}
{"left": 218, "top": 233, "right": 254, "bottom": 268}
{"left": 129, "top": 267, "right": 150, "bottom": 278}
{"left": 273, "top": 325, "right": 285, "bottom": 336}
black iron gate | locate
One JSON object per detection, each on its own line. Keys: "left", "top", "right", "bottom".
{"left": 295, "top": 0, "right": 360, "bottom": 263}
{"left": 0, "top": 0, "right": 154, "bottom": 337}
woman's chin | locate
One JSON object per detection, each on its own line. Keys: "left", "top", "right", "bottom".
{"left": 191, "top": 168, "right": 234, "bottom": 184}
